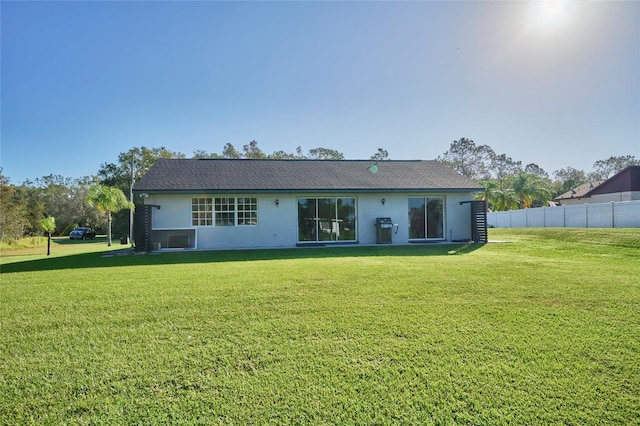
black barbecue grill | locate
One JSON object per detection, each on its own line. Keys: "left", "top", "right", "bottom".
{"left": 375, "top": 217, "right": 393, "bottom": 244}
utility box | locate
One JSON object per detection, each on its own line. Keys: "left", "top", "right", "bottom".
{"left": 375, "top": 217, "right": 393, "bottom": 244}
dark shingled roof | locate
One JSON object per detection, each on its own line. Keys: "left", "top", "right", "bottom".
{"left": 553, "top": 181, "right": 604, "bottom": 201}
{"left": 133, "top": 159, "right": 483, "bottom": 193}
{"left": 553, "top": 166, "right": 640, "bottom": 201}
{"left": 585, "top": 165, "right": 640, "bottom": 196}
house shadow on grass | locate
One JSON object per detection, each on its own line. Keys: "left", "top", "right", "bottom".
{"left": 1, "top": 243, "right": 484, "bottom": 274}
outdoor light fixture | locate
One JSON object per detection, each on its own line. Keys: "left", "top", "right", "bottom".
{"left": 275, "top": 199, "right": 280, "bottom": 207}
{"left": 381, "top": 198, "right": 386, "bottom": 205}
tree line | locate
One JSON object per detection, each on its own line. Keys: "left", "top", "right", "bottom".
{"left": 437, "top": 138, "right": 638, "bottom": 211}
{"left": 1, "top": 139, "right": 636, "bottom": 243}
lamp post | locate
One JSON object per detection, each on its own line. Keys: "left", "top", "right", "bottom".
{"left": 129, "top": 152, "right": 135, "bottom": 247}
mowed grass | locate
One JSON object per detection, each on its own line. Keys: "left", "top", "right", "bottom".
{"left": 1, "top": 229, "right": 639, "bottom": 425}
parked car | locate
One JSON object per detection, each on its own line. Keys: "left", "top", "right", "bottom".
{"left": 69, "top": 227, "right": 97, "bottom": 240}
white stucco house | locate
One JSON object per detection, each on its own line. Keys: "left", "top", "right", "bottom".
{"left": 132, "top": 159, "right": 485, "bottom": 251}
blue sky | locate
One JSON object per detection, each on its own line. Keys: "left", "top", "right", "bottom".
{"left": 2, "top": 1, "right": 639, "bottom": 183}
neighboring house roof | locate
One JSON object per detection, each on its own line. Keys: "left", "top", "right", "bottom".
{"left": 584, "top": 165, "right": 640, "bottom": 197}
{"left": 133, "top": 159, "right": 483, "bottom": 193}
{"left": 554, "top": 181, "right": 604, "bottom": 201}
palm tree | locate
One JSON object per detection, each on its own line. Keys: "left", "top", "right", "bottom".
{"left": 475, "top": 179, "right": 519, "bottom": 211}
{"left": 87, "top": 184, "right": 134, "bottom": 246}
{"left": 474, "top": 179, "right": 518, "bottom": 211}
{"left": 474, "top": 180, "right": 493, "bottom": 210}
{"left": 40, "top": 216, "right": 56, "bottom": 255}
{"left": 492, "top": 187, "right": 519, "bottom": 211}
{"left": 512, "top": 171, "right": 552, "bottom": 209}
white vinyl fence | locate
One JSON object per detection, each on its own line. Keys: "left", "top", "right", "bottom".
{"left": 487, "top": 200, "right": 640, "bottom": 228}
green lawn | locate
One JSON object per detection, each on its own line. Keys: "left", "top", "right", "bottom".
{"left": 1, "top": 229, "right": 639, "bottom": 425}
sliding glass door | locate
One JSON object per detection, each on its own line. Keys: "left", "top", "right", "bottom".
{"left": 298, "top": 197, "right": 356, "bottom": 243}
{"left": 408, "top": 197, "right": 444, "bottom": 240}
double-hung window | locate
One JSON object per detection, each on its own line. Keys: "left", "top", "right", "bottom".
{"left": 237, "top": 197, "right": 258, "bottom": 225}
{"left": 192, "top": 198, "right": 213, "bottom": 226}
{"left": 215, "top": 197, "right": 235, "bottom": 226}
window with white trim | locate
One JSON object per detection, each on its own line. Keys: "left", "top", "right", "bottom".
{"left": 192, "top": 198, "right": 213, "bottom": 226}
{"left": 237, "top": 197, "right": 258, "bottom": 225}
{"left": 215, "top": 197, "right": 235, "bottom": 226}
{"left": 192, "top": 197, "right": 258, "bottom": 227}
